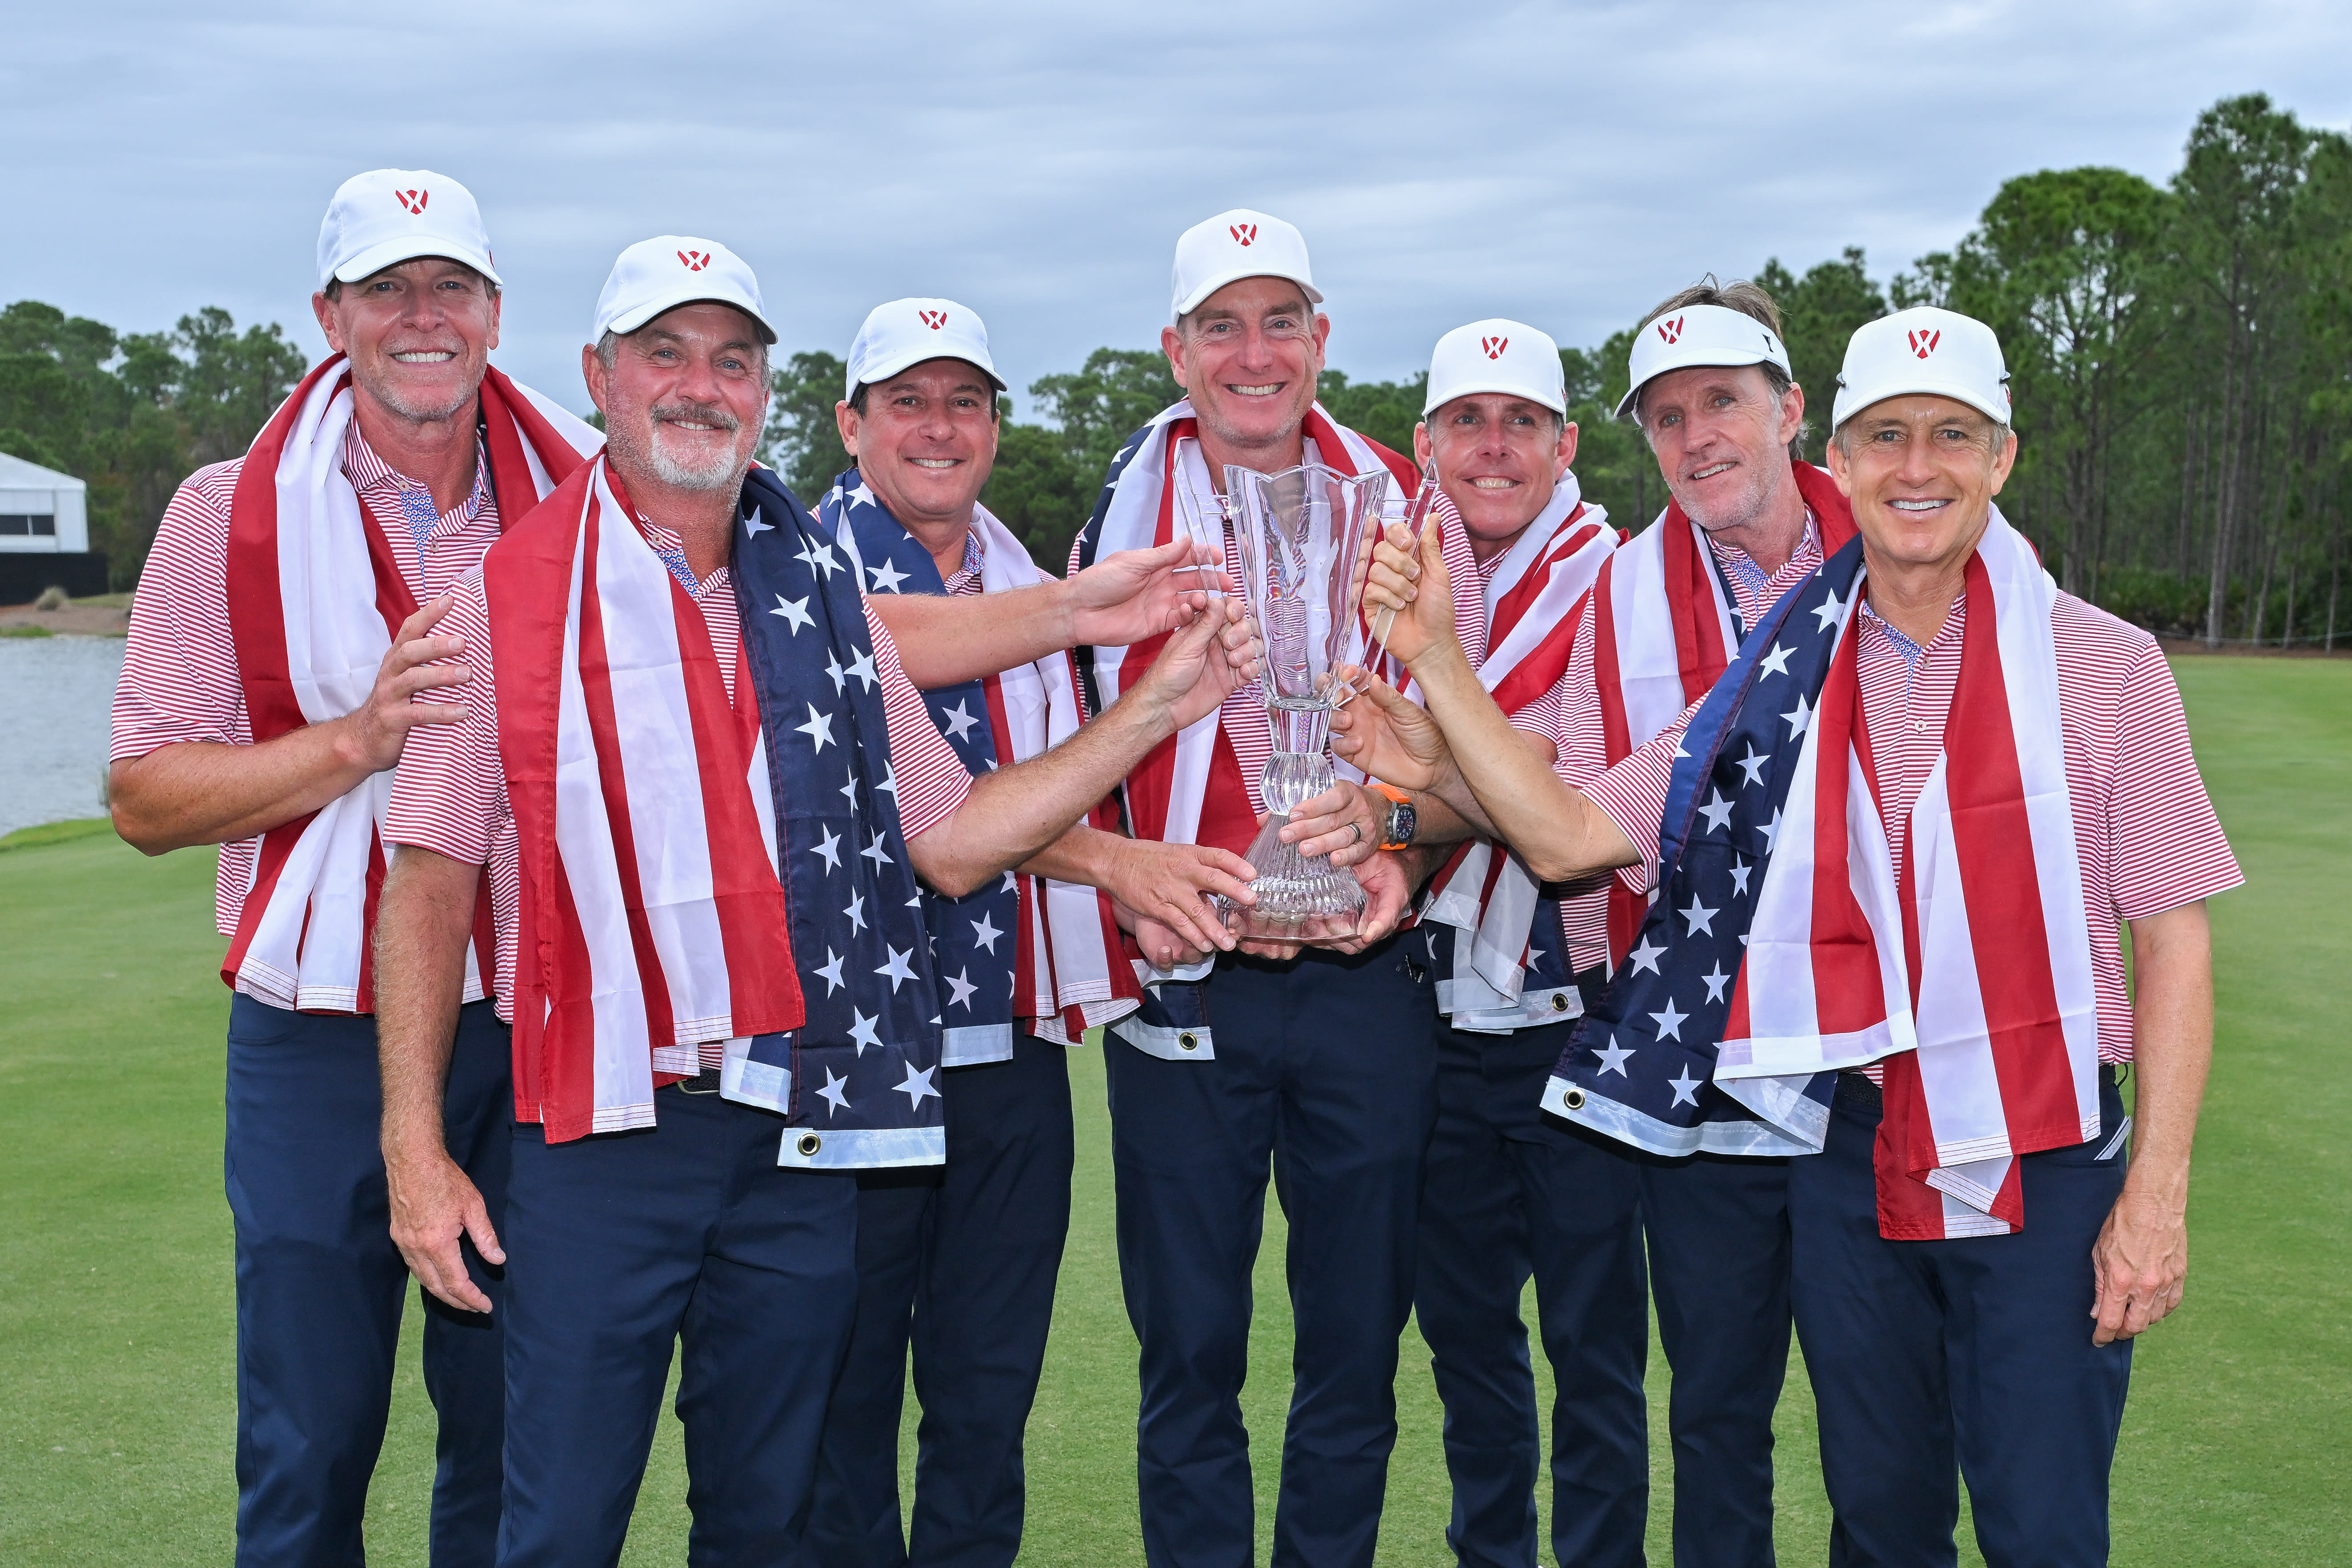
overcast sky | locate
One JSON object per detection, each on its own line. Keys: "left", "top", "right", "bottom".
{"left": 7, "top": 1, "right": 2349, "bottom": 421}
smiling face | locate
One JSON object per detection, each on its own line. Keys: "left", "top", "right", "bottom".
{"left": 836, "top": 357, "right": 1000, "bottom": 534}
{"left": 1160, "top": 275, "right": 1329, "bottom": 462}
{"left": 1413, "top": 393, "right": 1577, "bottom": 562}
{"left": 583, "top": 301, "right": 768, "bottom": 494}
{"left": 1827, "top": 394, "right": 2016, "bottom": 575}
{"left": 1638, "top": 363, "right": 1803, "bottom": 534}
{"left": 312, "top": 256, "right": 500, "bottom": 425}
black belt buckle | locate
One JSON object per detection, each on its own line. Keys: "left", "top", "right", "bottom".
{"left": 675, "top": 1066, "right": 723, "bottom": 1095}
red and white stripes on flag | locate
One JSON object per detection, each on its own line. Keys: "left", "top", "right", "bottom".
{"left": 1715, "top": 510, "right": 2101, "bottom": 1239}
{"left": 1421, "top": 476, "right": 1615, "bottom": 1025}
{"left": 950, "top": 505, "right": 1140, "bottom": 1043}
{"left": 487, "top": 457, "right": 806, "bottom": 1141}
{"left": 222, "top": 356, "right": 597, "bottom": 1013}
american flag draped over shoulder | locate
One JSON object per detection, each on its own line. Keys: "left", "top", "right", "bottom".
{"left": 1421, "top": 476, "right": 1616, "bottom": 1029}
{"left": 729, "top": 467, "right": 948, "bottom": 1166}
{"left": 821, "top": 470, "right": 1019, "bottom": 1069}
{"left": 224, "top": 357, "right": 597, "bottom": 1013}
{"left": 821, "top": 470, "right": 1141, "bottom": 1049}
{"left": 1545, "top": 508, "right": 2100, "bottom": 1239}
{"left": 1588, "top": 462, "right": 1855, "bottom": 962}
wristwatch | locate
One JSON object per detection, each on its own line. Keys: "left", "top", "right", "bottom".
{"left": 1370, "top": 782, "right": 1417, "bottom": 851}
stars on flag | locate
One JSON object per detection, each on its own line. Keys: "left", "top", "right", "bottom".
{"left": 1758, "top": 640, "right": 1793, "bottom": 678}
{"left": 817, "top": 1067, "right": 850, "bottom": 1117}
{"left": 1701, "top": 961, "right": 1731, "bottom": 1003}
{"left": 1680, "top": 895, "right": 1718, "bottom": 936}
{"left": 1812, "top": 585, "right": 1846, "bottom": 633}
{"left": 844, "top": 891, "right": 867, "bottom": 936}
{"left": 1627, "top": 935, "right": 1666, "bottom": 976}
{"left": 1592, "top": 1036, "right": 1635, "bottom": 1077}
{"left": 862, "top": 830, "right": 893, "bottom": 868}
{"left": 946, "top": 968, "right": 979, "bottom": 1009}
{"left": 770, "top": 594, "right": 814, "bottom": 634}
{"left": 940, "top": 700, "right": 981, "bottom": 742}
{"left": 897, "top": 1063, "right": 940, "bottom": 1109}
{"left": 1649, "top": 997, "right": 1688, "bottom": 1041}
{"left": 824, "top": 652, "right": 846, "bottom": 694}
{"left": 875, "top": 945, "right": 917, "bottom": 991}
{"left": 1667, "top": 1066, "right": 1702, "bottom": 1106}
{"left": 848, "top": 1010, "right": 881, "bottom": 1057}
{"left": 866, "top": 558, "right": 911, "bottom": 593}
{"left": 969, "top": 911, "right": 1003, "bottom": 953}
{"left": 796, "top": 703, "right": 836, "bottom": 753}
{"left": 816, "top": 947, "right": 846, "bottom": 995}
{"left": 1781, "top": 693, "right": 1812, "bottom": 740}
{"left": 1729, "top": 858, "right": 1753, "bottom": 897}
{"left": 811, "top": 827, "right": 842, "bottom": 873}
{"left": 1734, "top": 744, "right": 1769, "bottom": 788}
{"left": 846, "top": 648, "right": 878, "bottom": 693}
{"left": 1698, "top": 789, "right": 1734, "bottom": 834}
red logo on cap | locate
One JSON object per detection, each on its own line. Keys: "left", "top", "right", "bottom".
{"left": 1909, "top": 328, "right": 1941, "bottom": 359}
{"left": 1480, "top": 336, "right": 1509, "bottom": 360}
{"left": 393, "top": 188, "right": 429, "bottom": 215}
{"left": 1230, "top": 223, "right": 1258, "bottom": 246}
{"left": 918, "top": 309, "right": 947, "bottom": 329}
{"left": 677, "top": 249, "right": 711, "bottom": 271}
{"left": 1657, "top": 316, "right": 1684, "bottom": 345}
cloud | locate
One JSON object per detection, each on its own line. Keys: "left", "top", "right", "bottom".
{"left": 6, "top": 0, "right": 2348, "bottom": 419}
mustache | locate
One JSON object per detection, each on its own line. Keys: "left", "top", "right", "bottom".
{"left": 650, "top": 400, "right": 741, "bottom": 434}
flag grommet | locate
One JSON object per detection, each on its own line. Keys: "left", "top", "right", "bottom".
{"left": 1178, "top": 1032, "right": 1199, "bottom": 1052}
{"left": 797, "top": 1134, "right": 822, "bottom": 1157}
{"left": 1563, "top": 1087, "right": 1587, "bottom": 1111}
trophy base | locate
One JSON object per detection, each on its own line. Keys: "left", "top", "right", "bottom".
{"left": 1217, "top": 810, "right": 1368, "bottom": 944}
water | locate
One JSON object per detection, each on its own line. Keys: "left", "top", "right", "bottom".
{"left": 0, "top": 636, "right": 125, "bottom": 837}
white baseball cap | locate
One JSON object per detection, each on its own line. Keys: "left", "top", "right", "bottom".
{"left": 843, "top": 298, "right": 1007, "bottom": 403}
{"left": 592, "top": 236, "right": 777, "bottom": 345}
{"left": 1616, "top": 302, "right": 1792, "bottom": 421}
{"left": 1830, "top": 307, "right": 2013, "bottom": 430}
{"left": 1170, "top": 209, "right": 1323, "bottom": 321}
{"left": 1425, "top": 319, "right": 1564, "bottom": 416}
{"left": 317, "top": 168, "right": 500, "bottom": 289}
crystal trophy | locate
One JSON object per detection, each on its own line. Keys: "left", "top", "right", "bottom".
{"left": 1216, "top": 460, "right": 1393, "bottom": 941}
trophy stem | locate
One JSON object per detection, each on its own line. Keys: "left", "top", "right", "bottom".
{"left": 1219, "top": 697, "right": 1367, "bottom": 942}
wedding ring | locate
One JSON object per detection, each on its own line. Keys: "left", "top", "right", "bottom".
{"left": 1349, "top": 822, "right": 1364, "bottom": 845}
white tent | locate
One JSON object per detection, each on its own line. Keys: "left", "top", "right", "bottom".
{"left": 0, "top": 451, "right": 90, "bottom": 554}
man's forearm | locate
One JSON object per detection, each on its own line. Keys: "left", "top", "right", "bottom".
{"left": 375, "top": 846, "right": 482, "bottom": 1160}
{"left": 110, "top": 726, "right": 376, "bottom": 855}
{"left": 1410, "top": 652, "right": 1633, "bottom": 883}
{"left": 2123, "top": 903, "right": 2215, "bottom": 1207}
{"left": 864, "top": 586, "right": 1070, "bottom": 689}
{"left": 1019, "top": 822, "right": 1126, "bottom": 887}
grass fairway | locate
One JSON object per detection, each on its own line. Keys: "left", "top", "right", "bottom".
{"left": 2, "top": 655, "right": 2344, "bottom": 1565}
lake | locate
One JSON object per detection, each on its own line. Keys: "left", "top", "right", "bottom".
{"left": 0, "top": 635, "right": 125, "bottom": 837}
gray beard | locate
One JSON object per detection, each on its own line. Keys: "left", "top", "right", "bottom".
{"left": 354, "top": 365, "right": 477, "bottom": 426}
{"left": 607, "top": 416, "right": 749, "bottom": 493}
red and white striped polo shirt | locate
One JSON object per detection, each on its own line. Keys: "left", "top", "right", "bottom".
{"left": 1583, "top": 588, "right": 2243, "bottom": 1062}
{"left": 384, "top": 511, "right": 973, "bottom": 1030}
{"left": 1510, "top": 517, "right": 1825, "bottom": 975}
{"left": 111, "top": 425, "right": 502, "bottom": 936}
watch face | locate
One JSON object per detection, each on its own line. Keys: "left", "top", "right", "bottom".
{"left": 1389, "top": 799, "right": 1417, "bottom": 846}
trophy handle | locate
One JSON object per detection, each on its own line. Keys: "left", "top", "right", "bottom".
{"left": 1364, "top": 466, "right": 1441, "bottom": 683}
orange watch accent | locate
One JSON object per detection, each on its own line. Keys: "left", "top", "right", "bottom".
{"left": 1369, "top": 782, "right": 1414, "bottom": 851}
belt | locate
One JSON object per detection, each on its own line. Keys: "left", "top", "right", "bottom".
{"left": 669, "top": 1066, "right": 723, "bottom": 1095}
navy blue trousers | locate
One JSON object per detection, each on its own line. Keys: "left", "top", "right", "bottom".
{"left": 810, "top": 1031, "right": 1075, "bottom": 1568}
{"left": 224, "top": 993, "right": 509, "bottom": 1568}
{"left": 1414, "top": 1015, "right": 1650, "bottom": 1568}
{"left": 1640, "top": 1148, "right": 1793, "bottom": 1567}
{"left": 497, "top": 1087, "right": 859, "bottom": 1568}
{"left": 1790, "top": 1071, "right": 2133, "bottom": 1568}
{"left": 1103, "top": 940, "right": 1439, "bottom": 1568}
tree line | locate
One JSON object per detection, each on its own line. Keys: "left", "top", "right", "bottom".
{"left": 5, "top": 94, "right": 2346, "bottom": 646}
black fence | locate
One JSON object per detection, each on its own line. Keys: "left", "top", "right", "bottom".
{"left": 0, "top": 552, "right": 109, "bottom": 603}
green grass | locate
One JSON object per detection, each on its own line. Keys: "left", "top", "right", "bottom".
{"left": 1, "top": 658, "right": 2344, "bottom": 1565}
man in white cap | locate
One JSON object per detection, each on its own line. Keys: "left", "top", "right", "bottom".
{"left": 372, "top": 239, "right": 1259, "bottom": 1565}
{"left": 1342, "top": 305, "right": 2239, "bottom": 1568}
{"left": 1382, "top": 319, "right": 1648, "bottom": 1568}
{"left": 1065, "top": 208, "right": 1488, "bottom": 1568}
{"left": 806, "top": 297, "right": 1258, "bottom": 1568}
{"left": 107, "top": 168, "right": 599, "bottom": 1567}
{"left": 1331, "top": 279, "right": 1857, "bottom": 1565}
